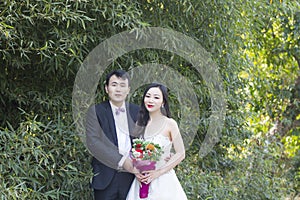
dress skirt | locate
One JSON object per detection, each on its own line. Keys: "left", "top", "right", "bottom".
{"left": 126, "top": 169, "right": 187, "bottom": 200}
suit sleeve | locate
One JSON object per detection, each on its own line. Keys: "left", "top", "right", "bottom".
{"left": 85, "top": 105, "right": 122, "bottom": 169}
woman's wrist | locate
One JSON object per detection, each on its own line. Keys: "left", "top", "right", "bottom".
{"left": 157, "top": 168, "right": 164, "bottom": 177}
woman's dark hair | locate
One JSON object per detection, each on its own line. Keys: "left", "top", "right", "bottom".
{"left": 105, "top": 69, "right": 130, "bottom": 86}
{"left": 136, "top": 83, "right": 171, "bottom": 127}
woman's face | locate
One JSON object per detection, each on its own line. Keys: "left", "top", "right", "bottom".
{"left": 144, "top": 87, "right": 164, "bottom": 113}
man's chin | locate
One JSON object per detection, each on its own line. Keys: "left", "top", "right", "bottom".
{"left": 111, "top": 99, "right": 126, "bottom": 104}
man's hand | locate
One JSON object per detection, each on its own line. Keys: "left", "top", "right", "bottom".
{"left": 122, "top": 158, "right": 139, "bottom": 174}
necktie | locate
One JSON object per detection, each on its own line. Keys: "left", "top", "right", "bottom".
{"left": 115, "top": 107, "right": 125, "bottom": 115}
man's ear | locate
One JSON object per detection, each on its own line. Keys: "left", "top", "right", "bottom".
{"left": 105, "top": 85, "right": 108, "bottom": 93}
{"left": 127, "top": 86, "right": 131, "bottom": 95}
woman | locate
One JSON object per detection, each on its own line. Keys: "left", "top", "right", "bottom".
{"left": 126, "top": 83, "right": 188, "bottom": 200}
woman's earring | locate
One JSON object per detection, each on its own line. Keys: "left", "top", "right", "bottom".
{"left": 160, "top": 104, "right": 166, "bottom": 115}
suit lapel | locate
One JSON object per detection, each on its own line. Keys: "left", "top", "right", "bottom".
{"left": 104, "top": 101, "right": 118, "bottom": 146}
{"left": 125, "top": 103, "right": 134, "bottom": 135}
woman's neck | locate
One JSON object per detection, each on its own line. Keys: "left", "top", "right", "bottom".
{"left": 145, "top": 112, "right": 167, "bottom": 137}
{"left": 148, "top": 111, "right": 166, "bottom": 123}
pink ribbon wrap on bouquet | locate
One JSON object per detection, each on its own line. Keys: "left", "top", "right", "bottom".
{"left": 133, "top": 160, "right": 156, "bottom": 198}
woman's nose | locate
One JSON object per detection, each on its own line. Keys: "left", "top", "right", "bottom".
{"left": 148, "top": 98, "right": 154, "bottom": 102}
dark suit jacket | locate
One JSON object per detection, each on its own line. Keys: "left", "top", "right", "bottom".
{"left": 85, "top": 100, "right": 139, "bottom": 190}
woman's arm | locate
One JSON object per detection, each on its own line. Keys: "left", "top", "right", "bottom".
{"left": 157, "top": 118, "right": 185, "bottom": 174}
{"left": 142, "top": 118, "right": 185, "bottom": 183}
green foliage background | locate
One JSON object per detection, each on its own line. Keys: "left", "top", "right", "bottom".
{"left": 1, "top": 0, "right": 299, "bottom": 199}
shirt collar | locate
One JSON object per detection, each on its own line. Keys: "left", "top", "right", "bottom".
{"left": 109, "top": 101, "right": 126, "bottom": 113}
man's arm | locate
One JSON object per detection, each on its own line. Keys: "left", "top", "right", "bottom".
{"left": 85, "top": 105, "right": 136, "bottom": 173}
{"left": 86, "top": 105, "right": 122, "bottom": 169}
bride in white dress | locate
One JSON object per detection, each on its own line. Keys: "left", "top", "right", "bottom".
{"left": 126, "top": 83, "right": 188, "bottom": 200}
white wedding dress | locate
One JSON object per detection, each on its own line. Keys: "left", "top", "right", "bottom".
{"left": 126, "top": 134, "right": 188, "bottom": 200}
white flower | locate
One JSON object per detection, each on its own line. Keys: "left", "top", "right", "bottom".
{"left": 132, "top": 150, "right": 141, "bottom": 158}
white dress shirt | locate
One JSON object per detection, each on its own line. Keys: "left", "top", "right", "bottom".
{"left": 109, "top": 102, "right": 131, "bottom": 168}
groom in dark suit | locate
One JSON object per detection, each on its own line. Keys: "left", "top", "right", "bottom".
{"left": 85, "top": 69, "right": 140, "bottom": 200}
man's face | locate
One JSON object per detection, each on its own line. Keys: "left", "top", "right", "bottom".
{"left": 105, "top": 75, "right": 130, "bottom": 107}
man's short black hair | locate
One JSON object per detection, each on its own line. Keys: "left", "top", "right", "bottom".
{"left": 105, "top": 69, "right": 130, "bottom": 86}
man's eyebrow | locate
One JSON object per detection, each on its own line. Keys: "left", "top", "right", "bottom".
{"left": 110, "top": 81, "right": 127, "bottom": 85}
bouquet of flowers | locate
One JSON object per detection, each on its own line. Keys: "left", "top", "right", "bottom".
{"left": 131, "top": 138, "right": 163, "bottom": 198}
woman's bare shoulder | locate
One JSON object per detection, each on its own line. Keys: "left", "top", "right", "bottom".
{"left": 166, "top": 117, "right": 179, "bottom": 127}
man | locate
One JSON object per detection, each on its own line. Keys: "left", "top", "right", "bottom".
{"left": 85, "top": 69, "right": 140, "bottom": 200}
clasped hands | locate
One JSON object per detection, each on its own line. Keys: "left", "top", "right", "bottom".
{"left": 134, "top": 154, "right": 172, "bottom": 184}
{"left": 135, "top": 170, "right": 162, "bottom": 184}
{"left": 125, "top": 154, "right": 172, "bottom": 184}
{"left": 122, "top": 159, "right": 159, "bottom": 183}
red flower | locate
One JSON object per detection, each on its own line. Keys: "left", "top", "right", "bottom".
{"left": 136, "top": 149, "right": 143, "bottom": 158}
{"left": 131, "top": 139, "right": 162, "bottom": 161}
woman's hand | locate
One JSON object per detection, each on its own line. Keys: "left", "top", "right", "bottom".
{"left": 135, "top": 173, "right": 144, "bottom": 183}
{"left": 141, "top": 169, "right": 162, "bottom": 184}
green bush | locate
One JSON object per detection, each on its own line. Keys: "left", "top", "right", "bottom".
{"left": 1, "top": 114, "right": 297, "bottom": 199}
{"left": 176, "top": 140, "right": 297, "bottom": 200}
{"left": 0, "top": 114, "right": 93, "bottom": 199}
{"left": 1, "top": 0, "right": 299, "bottom": 199}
